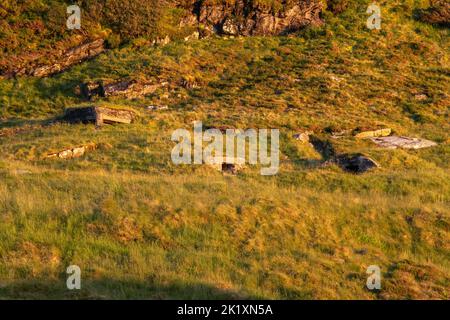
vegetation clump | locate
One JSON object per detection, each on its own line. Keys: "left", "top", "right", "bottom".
{"left": 327, "top": 0, "right": 349, "bottom": 15}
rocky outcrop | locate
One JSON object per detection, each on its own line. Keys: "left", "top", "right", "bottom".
{"left": 181, "top": 0, "right": 324, "bottom": 37}
{"left": 2, "top": 39, "right": 105, "bottom": 78}
{"left": 293, "top": 130, "right": 313, "bottom": 143}
{"left": 77, "top": 79, "right": 162, "bottom": 100}
{"left": 45, "top": 143, "right": 97, "bottom": 160}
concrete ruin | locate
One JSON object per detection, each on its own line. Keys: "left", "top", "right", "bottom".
{"left": 63, "top": 106, "right": 136, "bottom": 126}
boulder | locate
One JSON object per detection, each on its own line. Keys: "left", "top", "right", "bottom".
{"left": 414, "top": 94, "right": 428, "bottom": 101}
{"left": 58, "top": 150, "right": 74, "bottom": 159}
{"left": 370, "top": 136, "right": 438, "bottom": 149}
{"left": 146, "top": 105, "right": 169, "bottom": 111}
{"left": 293, "top": 131, "right": 313, "bottom": 143}
{"left": 72, "top": 147, "right": 87, "bottom": 158}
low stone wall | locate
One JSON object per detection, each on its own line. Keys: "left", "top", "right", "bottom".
{"left": 45, "top": 143, "right": 97, "bottom": 160}
{"left": 78, "top": 79, "right": 162, "bottom": 100}
{"left": 2, "top": 39, "right": 105, "bottom": 78}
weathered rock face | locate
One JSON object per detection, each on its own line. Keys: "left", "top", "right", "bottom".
{"left": 34, "top": 39, "right": 104, "bottom": 78}
{"left": 2, "top": 39, "right": 105, "bottom": 78}
{"left": 182, "top": 0, "right": 324, "bottom": 37}
{"left": 78, "top": 79, "right": 161, "bottom": 100}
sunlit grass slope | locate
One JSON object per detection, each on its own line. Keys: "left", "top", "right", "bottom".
{"left": 0, "top": 1, "right": 449, "bottom": 299}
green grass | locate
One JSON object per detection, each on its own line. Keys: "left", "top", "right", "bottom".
{"left": 0, "top": 0, "right": 449, "bottom": 299}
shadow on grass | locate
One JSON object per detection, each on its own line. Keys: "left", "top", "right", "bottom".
{"left": 0, "top": 278, "right": 263, "bottom": 300}
{"left": 309, "top": 136, "right": 336, "bottom": 161}
{"left": 34, "top": 76, "right": 84, "bottom": 102}
{"left": 282, "top": 134, "right": 336, "bottom": 170}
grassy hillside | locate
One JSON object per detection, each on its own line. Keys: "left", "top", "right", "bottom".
{"left": 0, "top": 1, "right": 449, "bottom": 299}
